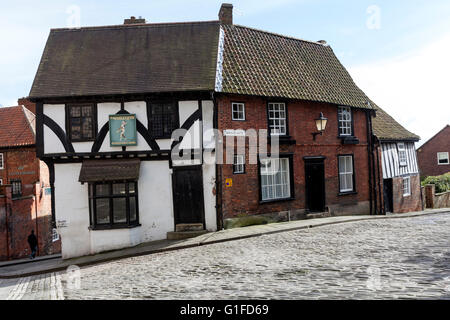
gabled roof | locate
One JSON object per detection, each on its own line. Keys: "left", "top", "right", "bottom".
{"left": 29, "top": 21, "right": 220, "bottom": 99}
{"left": 372, "top": 105, "right": 420, "bottom": 142}
{"left": 417, "top": 125, "right": 449, "bottom": 150}
{"left": 0, "top": 106, "right": 36, "bottom": 148}
{"left": 220, "top": 25, "right": 374, "bottom": 109}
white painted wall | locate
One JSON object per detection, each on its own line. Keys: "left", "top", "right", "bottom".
{"left": 43, "top": 104, "right": 65, "bottom": 154}
{"left": 54, "top": 161, "right": 178, "bottom": 259}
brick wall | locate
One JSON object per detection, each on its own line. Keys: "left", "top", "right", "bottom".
{"left": 417, "top": 125, "right": 450, "bottom": 177}
{"left": 17, "top": 97, "right": 36, "bottom": 114}
{"left": 217, "top": 94, "right": 372, "bottom": 219}
{"left": 392, "top": 174, "right": 422, "bottom": 213}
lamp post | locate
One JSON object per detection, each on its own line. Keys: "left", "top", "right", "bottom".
{"left": 312, "top": 112, "right": 328, "bottom": 140}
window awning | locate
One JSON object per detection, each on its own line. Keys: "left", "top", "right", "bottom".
{"left": 78, "top": 159, "right": 141, "bottom": 183}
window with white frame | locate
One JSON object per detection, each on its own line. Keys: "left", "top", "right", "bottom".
{"left": 402, "top": 176, "right": 411, "bottom": 196}
{"left": 260, "top": 158, "right": 291, "bottom": 201}
{"left": 232, "top": 102, "right": 245, "bottom": 121}
{"left": 0, "top": 153, "right": 3, "bottom": 169}
{"left": 268, "top": 102, "right": 287, "bottom": 136}
{"left": 338, "top": 106, "right": 352, "bottom": 136}
{"left": 397, "top": 143, "right": 407, "bottom": 166}
{"left": 338, "top": 155, "right": 354, "bottom": 193}
{"left": 437, "top": 152, "right": 449, "bottom": 165}
{"left": 233, "top": 154, "right": 245, "bottom": 174}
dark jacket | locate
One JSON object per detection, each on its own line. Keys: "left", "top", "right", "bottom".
{"left": 28, "top": 234, "right": 38, "bottom": 248}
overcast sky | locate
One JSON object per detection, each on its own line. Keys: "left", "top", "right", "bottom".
{"left": 1, "top": 0, "right": 449, "bottom": 146}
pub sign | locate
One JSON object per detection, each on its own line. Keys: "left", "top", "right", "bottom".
{"left": 109, "top": 114, "right": 137, "bottom": 147}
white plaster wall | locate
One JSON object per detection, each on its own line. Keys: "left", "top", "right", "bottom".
{"left": 54, "top": 163, "right": 91, "bottom": 259}
{"left": 97, "top": 103, "right": 121, "bottom": 153}
{"left": 124, "top": 101, "right": 152, "bottom": 152}
{"left": 203, "top": 152, "right": 217, "bottom": 231}
{"left": 54, "top": 160, "right": 176, "bottom": 259}
{"left": 179, "top": 101, "right": 199, "bottom": 124}
{"left": 202, "top": 100, "right": 215, "bottom": 149}
{"left": 138, "top": 161, "right": 175, "bottom": 241}
{"left": 43, "top": 104, "right": 66, "bottom": 154}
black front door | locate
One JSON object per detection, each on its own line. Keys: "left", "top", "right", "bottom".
{"left": 383, "top": 179, "right": 393, "bottom": 213}
{"left": 305, "top": 159, "right": 326, "bottom": 212}
{"left": 172, "top": 166, "right": 205, "bottom": 226}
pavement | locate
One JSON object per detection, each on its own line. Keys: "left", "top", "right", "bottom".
{"left": 1, "top": 207, "right": 449, "bottom": 279}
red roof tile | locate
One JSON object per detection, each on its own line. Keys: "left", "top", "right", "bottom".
{"left": 0, "top": 106, "right": 36, "bottom": 148}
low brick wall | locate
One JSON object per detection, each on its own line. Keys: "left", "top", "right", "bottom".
{"left": 435, "top": 191, "right": 450, "bottom": 209}
{"left": 424, "top": 184, "right": 450, "bottom": 209}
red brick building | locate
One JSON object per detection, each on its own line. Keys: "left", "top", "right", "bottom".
{"left": 0, "top": 103, "right": 60, "bottom": 261}
{"left": 215, "top": 10, "right": 381, "bottom": 223}
{"left": 417, "top": 125, "right": 450, "bottom": 177}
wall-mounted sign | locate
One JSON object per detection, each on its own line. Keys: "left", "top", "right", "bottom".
{"left": 226, "top": 178, "right": 233, "bottom": 187}
{"left": 109, "top": 114, "right": 137, "bottom": 147}
{"left": 223, "top": 129, "right": 246, "bottom": 137}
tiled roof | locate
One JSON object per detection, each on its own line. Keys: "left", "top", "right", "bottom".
{"left": 29, "top": 21, "right": 220, "bottom": 99}
{"left": 220, "top": 25, "right": 374, "bottom": 109}
{"left": 0, "top": 106, "right": 36, "bottom": 148}
{"left": 372, "top": 105, "right": 420, "bottom": 141}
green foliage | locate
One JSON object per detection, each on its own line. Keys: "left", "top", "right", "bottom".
{"left": 421, "top": 173, "right": 450, "bottom": 193}
{"left": 225, "top": 215, "right": 269, "bottom": 229}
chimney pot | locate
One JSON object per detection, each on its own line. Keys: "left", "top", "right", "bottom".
{"left": 219, "top": 3, "right": 233, "bottom": 25}
{"left": 124, "top": 16, "right": 146, "bottom": 25}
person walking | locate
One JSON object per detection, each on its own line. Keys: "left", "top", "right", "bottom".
{"left": 27, "top": 230, "right": 38, "bottom": 259}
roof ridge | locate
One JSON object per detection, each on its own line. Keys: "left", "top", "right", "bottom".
{"left": 230, "top": 24, "right": 329, "bottom": 47}
{"left": 51, "top": 20, "right": 220, "bottom": 32}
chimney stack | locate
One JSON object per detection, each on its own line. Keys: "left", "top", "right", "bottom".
{"left": 219, "top": 3, "right": 233, "bottom": 25}
{"left": 124, "top": 16, "right": 146, "bottom": 25}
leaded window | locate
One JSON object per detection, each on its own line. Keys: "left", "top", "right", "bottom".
{"left": 338, "top": 106, "right": 352, "bottom": 136}
{"left": 339, "top": 155, "right": 354, "bottom": 193}
{"left": 67, "top": 104, "right": 96, "bottom": 141}
{"left": 149, "top": 102, "right": 179, "bottom": 138}
{"left": 89, "top": 181, "right": 139, "bottom": 229}
{"left": 268, "top": 102, "right": 287, "bottom": 136}
{"left": 260, "top": 158, "right": 291, "bottom": 201}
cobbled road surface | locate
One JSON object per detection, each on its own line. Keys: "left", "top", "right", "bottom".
{"left": 1, "top": 213, "right": 450, "bottom": 300}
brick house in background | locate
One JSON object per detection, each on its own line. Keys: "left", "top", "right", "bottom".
{"left": 0, "top": 102, "right": 60, "bottom": 261}
{"left": 417, "top": 125, "right": 450, "bottom": 178}
{"left": 372, "top": 106, "right": 422, "bottom": 214}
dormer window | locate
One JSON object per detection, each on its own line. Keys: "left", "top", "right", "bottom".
{"left": 338, "top": 106, "right": 352, "bottom": 136}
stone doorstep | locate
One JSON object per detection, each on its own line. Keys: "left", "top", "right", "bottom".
{"left": 175, "top": 223, "right": 204, "bottom": 232}
{"left": 167, "top": 230, "right": 208, "bottom": 240}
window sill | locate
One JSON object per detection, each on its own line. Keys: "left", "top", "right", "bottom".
{"left": 259, "top": 197, "right": 295, "bottom": 205}
{"left": 89, "top": 223, "right": 141, "bottom": 231}
{"left": 339, "top": 136, "right": 359, "bottom": 145}
{"left": 338, "top": 191, "right": 357, "bottom": 196}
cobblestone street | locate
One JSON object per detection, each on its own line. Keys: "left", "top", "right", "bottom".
{"left": 1, "top": 213, "right": 450, "bottom": 300}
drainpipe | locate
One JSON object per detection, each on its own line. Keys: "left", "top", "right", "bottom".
{"left": 366, "top": 110, "right": 373, "bottom": 215}
{"left": 34, "top": 182, "right": 40, "bottom": 256}
{"left": 211, "top": 92, "right": 224, "bottom": 230}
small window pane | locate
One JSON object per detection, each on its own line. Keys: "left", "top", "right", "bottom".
{"left": 96, "top": 199, "right": 110, "bottom": 224}
{"left": 130, "top": 197, "right": 137, "bottom": 222}
{"left": 70, "top": 106, "right": 81, "bottom": 117}
{"left": 96, "top": 184, "right": 110, "bottom": 196}
{"left": 129, "top": 183, "right": 136, "bottom": 194}
{"left": 112, "top": 183, "right": 126, "bottom": 195}
{"left": 113, "top": 198, "right": 127, "bottom": 223}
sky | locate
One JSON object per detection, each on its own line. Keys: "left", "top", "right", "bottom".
{"left": 0, "top": 0, "right": 449, "bottom": 146}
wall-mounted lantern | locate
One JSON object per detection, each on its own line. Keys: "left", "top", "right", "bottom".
{"left": 312, "top": 112, "right": 328, "bottom": 140}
